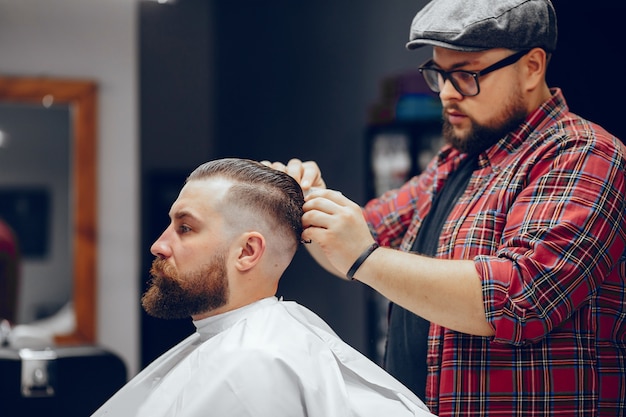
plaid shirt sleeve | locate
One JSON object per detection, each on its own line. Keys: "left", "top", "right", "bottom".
{"left": 476, "top": 116, "right": 626, "bottom": 346}
{"left": 364, "top": 173, "right": 428, "bottom": 250}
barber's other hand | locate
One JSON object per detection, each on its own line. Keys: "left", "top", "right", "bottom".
{"left": 302, "top": 188, "right": 376, "bottom": 278}
{"left": 260, "top": 158, "right": 326, "bottom": 195}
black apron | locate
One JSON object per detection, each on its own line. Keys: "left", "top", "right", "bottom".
{"left": 384, "top": 154, "right": 478, "bottom": 399}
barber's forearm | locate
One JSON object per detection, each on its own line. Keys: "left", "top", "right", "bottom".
{"left": 352, "top": 247, "right": 495, "bottom": 337}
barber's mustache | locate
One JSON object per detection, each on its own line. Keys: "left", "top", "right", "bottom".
{"left": 443, "top": 104, "right": 462, "bottom": 113}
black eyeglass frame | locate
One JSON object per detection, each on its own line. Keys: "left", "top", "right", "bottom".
{"left": 418, "top": 50, "right": 531, "bottom": 97}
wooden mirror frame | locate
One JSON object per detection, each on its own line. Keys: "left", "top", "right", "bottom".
{"left": 0, "top": 76, "right": 97, "bottom": 345}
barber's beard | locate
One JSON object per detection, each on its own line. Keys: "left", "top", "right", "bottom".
{"left": 141, "top": 252, "right": 229, "bottom": 320}
{"left": 443, "top": 92, "right": 528, "bottom": 155}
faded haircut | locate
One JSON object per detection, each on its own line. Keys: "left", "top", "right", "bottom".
{"left": 186, "top": 158, "right": 304, "bottom": 251}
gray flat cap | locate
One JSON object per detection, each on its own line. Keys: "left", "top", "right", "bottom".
{"left": 407, "top": 0, "right": 557, "bottom": 52}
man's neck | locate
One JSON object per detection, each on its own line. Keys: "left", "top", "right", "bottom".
{"left": 526, "top": 83, "right": 553, "bottom": 114}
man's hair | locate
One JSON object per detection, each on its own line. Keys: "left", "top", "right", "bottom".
{"left": 186, "top": 158, "right": 304, "bottom": 250}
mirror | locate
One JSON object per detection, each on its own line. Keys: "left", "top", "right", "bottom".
{"left": 0, "top": 101, "right": 71, "bottom": 327}
{"left": 0, "top": 76, "right": 97, "bottom": 345}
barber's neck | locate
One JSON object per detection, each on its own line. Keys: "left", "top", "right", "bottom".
{"left": 524, "top": 82, "right": 552, "bottom": 115}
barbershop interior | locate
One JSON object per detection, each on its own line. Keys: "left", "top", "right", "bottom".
{"left": 0, "top": 0, "right": 624, "bottom": 415}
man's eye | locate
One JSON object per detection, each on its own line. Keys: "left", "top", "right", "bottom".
{"left": 179, "top": 225, "right": 191, "bottom": 234}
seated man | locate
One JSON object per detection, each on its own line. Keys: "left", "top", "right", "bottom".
{"left": 93, "top": 158, "right": 434, "bottom": 417}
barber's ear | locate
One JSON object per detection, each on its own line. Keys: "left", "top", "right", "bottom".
{"left": 234, "top": 232, "right": 265, "bottom": 272}
{"left": 522, "top": 47, "right": 547, "bottom": 91}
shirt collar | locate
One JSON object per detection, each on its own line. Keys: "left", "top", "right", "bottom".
{"left": 484, "top": 88, "right": 567, "bottom": 164}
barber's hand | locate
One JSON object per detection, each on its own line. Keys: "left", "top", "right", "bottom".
{"left": 302, "top": 188, "right": 376, "bottom": 278}
{"left": 260, "top": 158, "right": 326, "bottom": 195}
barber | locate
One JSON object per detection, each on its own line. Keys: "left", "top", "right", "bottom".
{"left": 265, "top": 0, "right": 626, "bottom": 415}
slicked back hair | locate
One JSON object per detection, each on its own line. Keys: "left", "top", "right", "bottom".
{"left": 186, "top": 158, "right": 304, "bottom": 250}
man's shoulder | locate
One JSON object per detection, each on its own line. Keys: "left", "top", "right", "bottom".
{"left": 525, "top": 110, "right": 625, "bottom": 168}
{"left": 549, "top": 111, "right": 622, "bottom": 147}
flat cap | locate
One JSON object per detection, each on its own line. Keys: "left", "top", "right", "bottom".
{"left": 407, "top": 0, "right": 557, "bottom": 52}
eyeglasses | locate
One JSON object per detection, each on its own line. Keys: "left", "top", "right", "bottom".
{"left": 418, "top": 50, "right": 530, "bottom": 97}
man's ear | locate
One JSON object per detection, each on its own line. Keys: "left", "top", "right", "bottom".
{"left": 234, "top": 232, "right": 265, "bottom": 272}
{"left": 522, "top": 47, "right": 547, "bottom": 92}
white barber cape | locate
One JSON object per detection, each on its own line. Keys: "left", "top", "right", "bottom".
{"left": 92, "top": 296, "right": 435, "bottom": 417}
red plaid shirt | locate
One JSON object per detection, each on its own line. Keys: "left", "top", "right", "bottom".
{"left": 364, "top": 89, "right": 626, "bottom": 416}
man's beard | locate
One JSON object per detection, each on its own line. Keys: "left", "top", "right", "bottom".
{"left": 443, "top": 93, "right": 527, "bottom": 155}
{"left": 141, "top": 252, "right": 229, "bottom": 320}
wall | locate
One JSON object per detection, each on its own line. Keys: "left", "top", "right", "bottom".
{"left": 212, "top": 0, "right": 431, "bottom": 356}
{"left": 139, "top": 0, "right": 213, "bottom": 366}
{"left": 0, "top": 0, "right": 140, "bottom": 375}
{"left": 139, "top": 0, "right": 432, "bottom": 364}
{"left": 548, "top": 1, "right": 626, "bottom": 142}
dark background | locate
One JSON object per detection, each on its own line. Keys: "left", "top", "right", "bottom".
{"left": 139, "top": 0, "right": 625, "bottom": 367}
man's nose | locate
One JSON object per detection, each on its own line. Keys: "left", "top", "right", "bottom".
{"left": 150, "top": 229, "right": 172, "bottom": 259}
{"left": 438, "top": 77, "right": 463, "bottom": 101}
